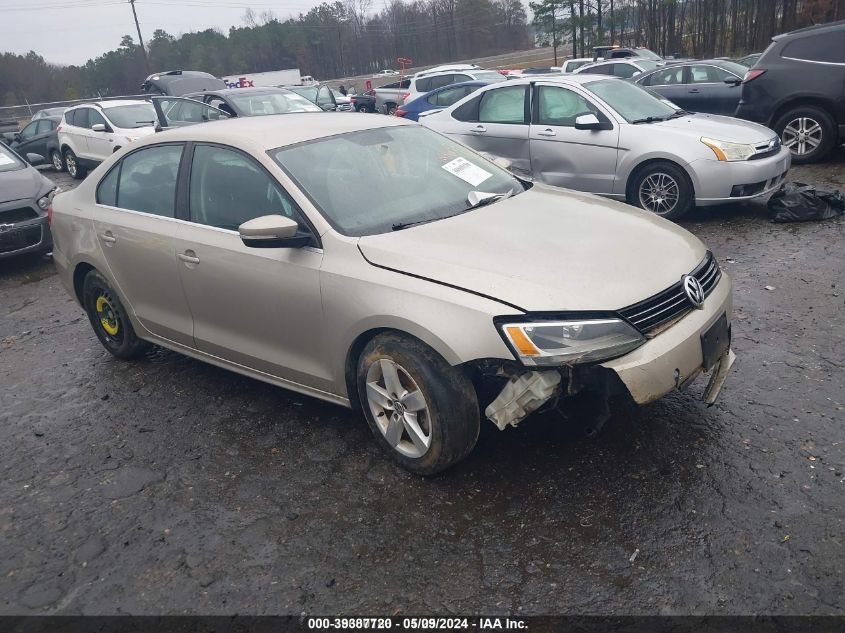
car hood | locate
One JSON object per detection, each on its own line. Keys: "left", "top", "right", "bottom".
{"left": 357, "top": 185, "right": 707, "bottom": 312}
{"left": 123, "top": 126, "right": 157, "bottom": 140}
{"left": 0, "top": 166, "right": 51, "bottom": 204}
{"left": 653, "top": 112, "right": 775, "bottom": 143}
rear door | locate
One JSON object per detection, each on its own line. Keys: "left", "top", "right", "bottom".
{"left": 443, "top": 84, "right": 531, "bottom": 176}
{"left": 91, "top": 143, "right": 194, "bottom": 345}
{"left": 529, "top": 83, "right": 619, "bottom": 193}
{"left": 173, "top": 143, "right": 331, "bottom": 389}
{"left": 687, "top": 64, "right": 743, "bottom": 115}
{"left": 65, "top": 108, "right": 93, "bottom": 158}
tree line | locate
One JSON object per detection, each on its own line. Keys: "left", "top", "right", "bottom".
{"left": 531, "top": 0, "right": 845, "bottom": 63}
{"left": 1, "top": 0, "right": 530, "bottom": 106}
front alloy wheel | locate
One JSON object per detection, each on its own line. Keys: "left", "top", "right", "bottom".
{"left": 366, "top": 358, "right": 432, "bottom": 458}
{"left": 638, "top": 172, "right": 680, "bottom": 216}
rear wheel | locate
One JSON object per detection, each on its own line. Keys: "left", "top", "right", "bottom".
{"left": 357, "top": 332, "right": 479, "bottom": 475}
{"left": 628, "top": 161, "right": 694, "bottom": 221}
{"left": 385, "top": 103, "right": 398, "bottom": 116}
{"left": 50, "top": 149, "right": 64, "bottom": 172}
{"left": 82, "top": 270, "right": 149, "bottom": 360}
{"left": 774, "top": 105, "right": 836, "bottom": 164}
{"left": 64, "top": 149, "right": 87, "bottom": 180}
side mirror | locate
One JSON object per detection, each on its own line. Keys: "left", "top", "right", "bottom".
{"left": 91, "top": 123, "right": 107, "bottom": 132}
{"left": 239, "top": 215, "right": 310, "bottom": 248}
{"left": 26, "top": 153, "right": 45, "bottom": 166}
{"left": 574, "top": 114, "right": 603, "bottom": 130}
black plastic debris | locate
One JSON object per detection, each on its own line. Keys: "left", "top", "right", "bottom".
{"left": 768, "top": 181, "right": 845, "bottom": 223}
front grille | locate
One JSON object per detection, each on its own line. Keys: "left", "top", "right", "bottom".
{"left": 619, "top": 252, "right": 721, "bottom": 334}
{"left": 0, "top": 225, "right": 42, "bottom": 254}
{"left": 748, "top": 137, "right": 781, "bottom": 160}
{"left": 0, "top": 207, "right": 38, "bottom": 223}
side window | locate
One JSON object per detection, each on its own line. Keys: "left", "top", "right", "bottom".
{"left": 89, "top": 109, "right": 107, "bottom": 129}
{"left": 612, "top": 64, "right": 639, "bottom": 78}
{"left": 452, "top": 94, "right": 482, "bottom": 121}
{"left": 20, "top": 122, "right": 38, "bottom": 139}
{"left": 452, "top": 74, "right": 472, "bottom": 82}
{"left": 65, "top": 110, "right": 77, "bottom": 126}
{"left": 116, "top": 144, "right": 183, "bottom": 216}
{"left": 189, "top": 144, "right": 305, "bottom": 231}
{"left": 35, "top": 120, "right": 51, "bottom": 134}
{"left": 433, "top": 86, "right": 470, "bottom": 107}
{"left": 74, "top": 108, "right": 91, "bottom": 129}
{"left": 96, "top": 166, "right": 119, "bottom": 206}
{"left": 642, "top": 66, "right": 684, "bottom": 86}
{"left": 537, "top": 86, "right": 600, "bottom": 127}
{"left": 478, "top": 85, "right": 526, "bottom": 124}
{"left": 782, "top": 32, "right": 845, "bottom": 64}
{"left": 689, "top": 65, "right": 732, "bottom": 83}
{"left": 415, "top": 77, "right": 433, "bottom": 93}
{"left": 316, "top": 86, "right": 335, "bottom": 108}
{"left": 428, "top": 74, "right": 454, "bottom": 90}
{"left": 585, "top": 64, "right": 612, "bottom": 75}
{"left": 208, "top": 97, "right": 235, "bottom": 116}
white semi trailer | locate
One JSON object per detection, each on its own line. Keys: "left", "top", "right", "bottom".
{"left": 220, "top": 68, "right": 302, "bottom": 88}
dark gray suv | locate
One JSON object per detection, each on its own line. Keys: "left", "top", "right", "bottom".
{"left": 735, "top": 20, "right": 845, "bottom": 164}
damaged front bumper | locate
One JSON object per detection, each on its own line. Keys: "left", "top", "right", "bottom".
{"left": 482, "top": 274, "right": 735, "bottom": 429}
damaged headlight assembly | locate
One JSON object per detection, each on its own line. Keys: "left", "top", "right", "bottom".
{"left": 496, "top": 317, "right": 646, "bottom": 366}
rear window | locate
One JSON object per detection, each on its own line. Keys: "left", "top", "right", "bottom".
{"left": 782, "top": 31, "right": 845, "bottom": 64}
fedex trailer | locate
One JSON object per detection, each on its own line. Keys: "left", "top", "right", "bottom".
{"left": 221, "top": 68, "right": 302, "bottom": 88}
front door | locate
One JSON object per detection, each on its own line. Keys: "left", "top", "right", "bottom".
{"left": 86, "top": 109, "right": 115, "bottom": 161}
{"left": 174, "top": 143, "right": 332, "bottom": 390}
{"left": 528, "top": 84, "right": 620, "bottom": 194}
{"left": 91, "top": 142, "right": 194, "bottom": 346}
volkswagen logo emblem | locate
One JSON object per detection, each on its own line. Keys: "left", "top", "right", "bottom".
{"left": 682, "top": 275, "right": 705, "bottom": 309}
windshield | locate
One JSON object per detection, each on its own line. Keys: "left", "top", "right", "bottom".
{"left": 0, "top": 143, "right": 24, "bottom": 173}
{"left": 272, "top": 126, "right": 523, "bottom": 236}
{"left": 636, "top": 49, "right": 663, "bottom": 61}
{"left": 104, "top": 103, "right": 157, "bottom": 129}
{"left": 585, "top": 79, "right": 677, "bottom": 122}
{"left": 229, "top": 91, "right": 320, "bottom": 115}
{"left": 471, "top": 71, "right": 508, "bottom": 83}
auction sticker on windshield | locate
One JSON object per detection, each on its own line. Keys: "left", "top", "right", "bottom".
{"left": 442, "top": 157, "right": 492, "bottom": 187}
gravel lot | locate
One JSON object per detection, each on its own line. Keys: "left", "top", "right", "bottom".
{"left": 1, "top": 150, "right": 843, "bottom": 615}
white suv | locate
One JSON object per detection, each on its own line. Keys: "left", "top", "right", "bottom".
{"left": 58, "top": 100, "right": 157, "bottom": 179}
{"left": 405, "top": 65, "right": 506, "bottom": 103}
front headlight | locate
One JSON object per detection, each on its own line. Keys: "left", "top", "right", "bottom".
{"left": 497, "top": 318, "right": 646, "bottom": 367}
{"left": 701, "top": 137, "right": 754, "bottom": 161}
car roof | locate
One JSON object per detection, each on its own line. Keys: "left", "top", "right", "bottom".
{"left": 774, "top": 18, "right": 845, "bottom": 40}
{"left": 186, "top": 87, "right": 297, "bottom": 98}
{"left": 500, "top": 74, "right": 617, "bottom": 87}
{"left": 67, "top": 99, "right": 150, "bottom": 110}
{"left": 145, "top": 112, "right": 412, "bottom": 152}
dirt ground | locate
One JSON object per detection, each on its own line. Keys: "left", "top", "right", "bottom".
{"left": 0, "top": 149, "right": 843, "bottom": 615}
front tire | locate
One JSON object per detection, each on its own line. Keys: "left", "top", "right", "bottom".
{"left": 358, "top": 104, "right": 369, "bottom": 113}
{"left": 774, "top": 105, "right": 836, "bottom": 164}
{"left": 64, "top": 149, "right": 87, "bottom": 180}
{"left": 51, "top": 149, "right": 64, "bottom": 172}
{"left": 357, "top": 332, "right": 480, "bottom": 475}
{"left": 627, "top": 161, "right": 694, "bottom": 221}
{"left": 82, "top": 270, "right": 149, "bottom": 360}
{"left": 385, "top": 103, "right": 398, "bottom": 116}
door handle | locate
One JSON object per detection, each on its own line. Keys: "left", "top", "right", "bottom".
{"left": 471, "top": 124, "right": 487, "bottom": 134}
{"left": 688, "top": 88, "right": 700, "bottom": 93}
{"left": 99, "top": 231, "right": 116, "bottom": 244}
{"left": 178, "top": 251, "right": 200, "bottom": 265}
{"left": 537, "top": 128, "right": 556, "bottom": 137}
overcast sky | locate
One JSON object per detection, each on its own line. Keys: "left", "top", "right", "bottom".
{"left": 2, "top": 0, "right": 337, "bottom": 66}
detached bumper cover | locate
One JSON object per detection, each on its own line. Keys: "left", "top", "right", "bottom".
{"left": 601, "top": 273, "right": 733, "bottom": 405}
{"left": 689, "top": 147, "right": 791, "bottom": 205}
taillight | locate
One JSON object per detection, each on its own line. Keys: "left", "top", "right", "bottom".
{"left": 394, "top": 108, "right": 407, "bottom": 118}
{"left": 742, "top": 69, "right": 766, "bottom": 83}
{"left": 401, "top": 91, "right": 410, "bottom": 101}
{"left": 56, "top": 125, "right": 62, "bottom": 132}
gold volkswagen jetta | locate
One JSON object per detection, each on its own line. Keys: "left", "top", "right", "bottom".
{"left": 50, "top": 114, "right": 735, "bottom": 474}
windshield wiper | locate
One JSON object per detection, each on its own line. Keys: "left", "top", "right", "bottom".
{"left": 631, "top": 115, "right": 666, "bottom": 124}
{"left": 465, "top": 189, "right": 513, "bottom": 210}
{"left": 667, "top": 109, "right": 689, "bottom": 119}
{"left": 391, "top": 211, "right": 466, "bottom": 231}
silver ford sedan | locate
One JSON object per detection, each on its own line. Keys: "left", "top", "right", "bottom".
{"left": 421, "top": 74, "right": 790, "bottom": 220}
{"left": 50, "top": 114, "right": 735, "bottom": 474}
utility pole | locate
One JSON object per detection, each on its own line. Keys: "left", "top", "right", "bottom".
{"left": 129, "top": 0, "right": 150, "bottom": 75}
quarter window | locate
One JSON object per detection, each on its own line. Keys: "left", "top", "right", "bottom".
{"left": 96, "top": 166, "right": 119, "bottom": 206}
{"left": 782, "top": 32, "right": 845, "bottom": 64}
{"left": 537, "top": 86, "right": 600, "bottom": 127}
{"left": 116, "top": 144, "right": 183, "bottom": 216}
{"left": 478, "top": 85, "right": 526, "bottom": 124}
{"left": 189, "top": 144, "right": 304, "bottom": 231}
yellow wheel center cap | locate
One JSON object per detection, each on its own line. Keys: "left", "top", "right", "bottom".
{"left": 95, "top": 295, "right": 120, "bottom": 336}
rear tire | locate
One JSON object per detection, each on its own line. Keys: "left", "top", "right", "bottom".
{"left": 627, "top": 161, "right": 694, "bottom": 221}
{"left": 82, "top": 270, "right": 149, "bottom": 360}
{"left": 50, "top": 150, "right": 64, "bottom": 172}
{"left": 385, "top": 103, "right": 398, "bottom": 116}
{"left": 356, "top": 332, "right": 480, "bottom": 475}
{"left": 64, "top": 149, "right": 87, "bottom": 180}
{"left": 773, "top": 105, "right": 836, "bottom": 165}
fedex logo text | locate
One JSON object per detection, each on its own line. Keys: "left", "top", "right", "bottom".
{"left": 224, "top": 77, "right": 255, "bottom": 88}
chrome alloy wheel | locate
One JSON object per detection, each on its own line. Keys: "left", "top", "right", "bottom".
{"left": 51, "top": 151, "right": 63, "bottom": 171}
{"left": 365, "top": 358, "right": 432, "bottom": 458}
{"left": 65, "top": 152, "right": 77, "bottom": 177}
{"left": 638, "top": 172, "right": 679, "bottom": 215}
{"left": 782, "top": 117, "right": 822, "bottom": 156}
